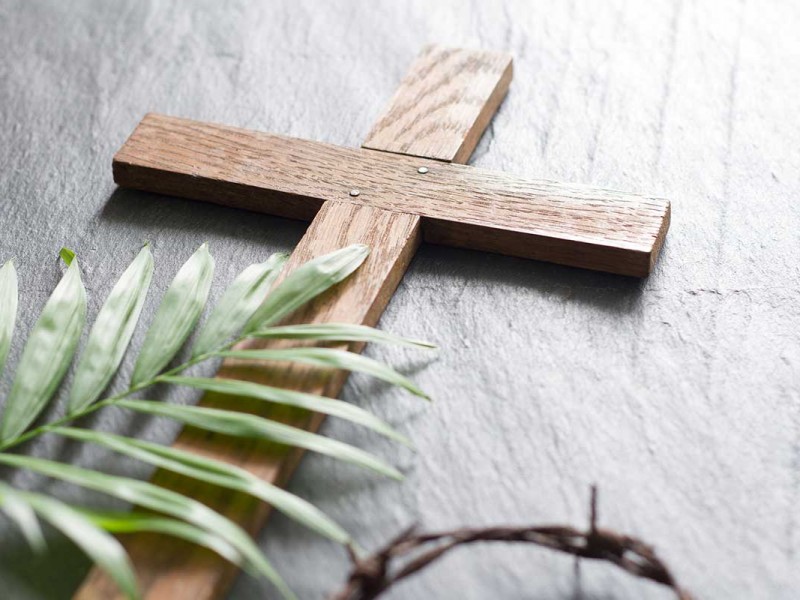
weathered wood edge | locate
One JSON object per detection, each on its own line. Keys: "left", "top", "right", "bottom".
{"left": 75, "top": 203, "right": 422, "bottom": 599}
{"left": 77, "top": 45, "right": 514, "bottom": 599}
{"left": 113, "top": 114, "right": 670, "bottom": 277}
{"left": 362, "top": 45, "right": 514, "bottom": 164}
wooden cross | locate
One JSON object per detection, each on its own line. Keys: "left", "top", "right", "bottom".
{"left": 78, "top": 46, "right": 670, "bottom": 599}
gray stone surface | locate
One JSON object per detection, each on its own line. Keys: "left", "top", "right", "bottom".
{"left": 1, "top": 0, "right": 799, "bottom": 598}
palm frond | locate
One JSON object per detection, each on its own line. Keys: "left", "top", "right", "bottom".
{"left": 161, "top": 376, "right": 410, "bottom": 445}
{"left": 114, "top": 399, "right": 403, "bottom": 479}
{"left": 218, "top": 347, "right": 429, "bottom": 399}
{"left": 0, "top": 260, "right": 18, "bottom": 379}
{"left": 0, "top": 251, "right": 86, "bottom": 443}
{"left": 79, "top": 510, "right": 242, "bottom": 566}
{"left": 193, "top": 252, "right": 288, "bottom": 357}
{"left": 5, "top": 486, "right": 139, "bottom": 600}
{"left": 0, "top": 243, "right": 432, "bottom": 599}
{"left": 0, "top": 453, "right": 293, "bottom": 597}
{"left": 52, "top": 426, "right": 351, "bottom": 543}
{"left": 244, "top": 244, "right": 369, "bottom": 332}
{"left": 131, "top": 243, "right": 214, "bottom": 386}
{"left": 0, "top": 481, "right": 46, "bottom": 553}
{"left": 249, "top": 322, "right": 436, "bottom": 349}
{"left": 68, "top": 245, "right": 154, "bottom": 413}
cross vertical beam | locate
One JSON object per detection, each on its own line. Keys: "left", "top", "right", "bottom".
{"left": 76, "top": 46, "right": 514, "bottom": 599}
{"left": 362, "top": 44, "right": 513, "bottom": 162}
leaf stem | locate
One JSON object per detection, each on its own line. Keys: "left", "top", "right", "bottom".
{"left": 0, "top": 341, "right": 237, "bottom": 453}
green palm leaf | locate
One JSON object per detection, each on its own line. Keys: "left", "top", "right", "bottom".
{"left": 243, "top": 244, "right": 369, "bottom": 333}
{"left": 0, "top": 259, "right": 18, "bottom": 378}
{"left": 0, "top": 252, "right": 86, "bottom": 444}
{"left": 0, "top": 454, "right": 294, "bottom": 599}
{"left": 0, "top": 481, "right": 46, "bottom": 553}
{"left": 53, "top": 426, "right": 351, "bottom": 543}
{"left": 115, "top": 399, "right": 402, "bottom": 480}
{"left": 0, "top": 243, "right": 434, "bottom": 595}
{"left": 80, "top": 510, "right": 241, "bottom": 566}
{"left": 193, "top": 253, "right": 288, "bottom": 357}
{"left": 217, "top": 348, "right": 428, "bottom": 399}
{"left": 68, "top": 246, "right": 154, "bottom": 414}
{"left": 161, "top": 376, "right": 410, "bottom": 445}
{"left": 248, "top": 323, "right": 435, "bottom": 349}
{"left": 9, "top": 489, "right": 138, "bottom": 600}
{"left": 131, "top": 244, "right": 214, "bottom": 386}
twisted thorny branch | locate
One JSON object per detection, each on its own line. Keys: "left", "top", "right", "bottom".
{"left": 333, "top": 487, "right": 692, "bottom": 600}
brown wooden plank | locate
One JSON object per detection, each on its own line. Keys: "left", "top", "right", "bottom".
{"left": 77, "top": 44, "right": 518, "bottom": 600}
{"left": 114, "top": 113, "right": 670, "bottom": 276}
{"left": 74, "top": 202, "right": 422, "bottom": 599}
{"left": 78, "top": 44, "right": 517, "bottom": 600}
{"left": 77, "top": 41, "right": 666, "bottom": 600}
{"left": 362, "top": 45, "right": 513, "bottom": 164}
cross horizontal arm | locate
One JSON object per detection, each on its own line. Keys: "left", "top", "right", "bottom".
{"left": 114, "top": 113, "right": 670, "bottom": 276}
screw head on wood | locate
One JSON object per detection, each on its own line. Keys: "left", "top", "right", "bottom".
{"left": 349, "top": 189, "right": 360, "bottom": 197}
{"left": 417, "top": 166, "right": 429, "bottom": 174}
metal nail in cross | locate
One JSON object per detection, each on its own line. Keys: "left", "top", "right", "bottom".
{"left": 79, "top": 46, "right": 670, "bottom": 599}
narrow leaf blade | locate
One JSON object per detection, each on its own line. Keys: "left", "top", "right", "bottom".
{"left": 0, "top": 453, "right": 294, "bottom": 598}
{"left": 69, "top": 246, "right": 154, "bottom": 413}
{"left": 218, "top": 348, "right": 429, "bottom": 399}
{"left": 0, "top": 257, "right": 86, "bottom": 443}
{"left": 0, "top": 454, "right": 294, "bottom": 600}
{"left": 132, "top": 244, "right": 214, "bottom": 386}
{"left": 248, "top": 323, "right": 436, "bottom": 349}
{"left": 115, "top": 399, "right": 402, "bottom": 480}
{"left": 54, "top": 426, "right": 350, "bottom": 543}
{"left": 18, "top": 490, "right": 138, "bottom": 599}
{"left": 0, "top": 259, "right": 18, "bottom": 378}
{"left": 162, "top": 376, "right": 410, "bottom": 445}
{"left": 80, "top": 510, "right": 241, "bottom": 566}
{"left": 0, "top": 481, "right": 46, "bottom": 553}
{"left": 244, "top": 244, "right": 369, "bottom": 332}
{"left": 193, "top": 253, "right": 288, "bottom": 357}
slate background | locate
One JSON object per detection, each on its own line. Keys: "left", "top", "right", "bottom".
{"left": 1, "top": 0, "right": 799, "bottom": 598}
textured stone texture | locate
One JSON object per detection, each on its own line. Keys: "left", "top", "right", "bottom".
{"left": 0, "top": 0, "right": 798, "bottom": 598}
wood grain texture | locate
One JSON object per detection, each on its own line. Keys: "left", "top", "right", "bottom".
{"left": 0, "top": 0, "right": 800, "bottom": 600}
{"left": 4, "top": 2, "right": 800, "bottom": 600}
{"left": 362, "top": 45, "right": 513, "bottom": 164}
{"left": 79, "top": 42, "right": 510, "bottom": 600}
{"left": 114, "top": 114, "right": 669, "bottom": 276}
{"left": 75, "top": 202, "right": 422, "bottom": 599}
